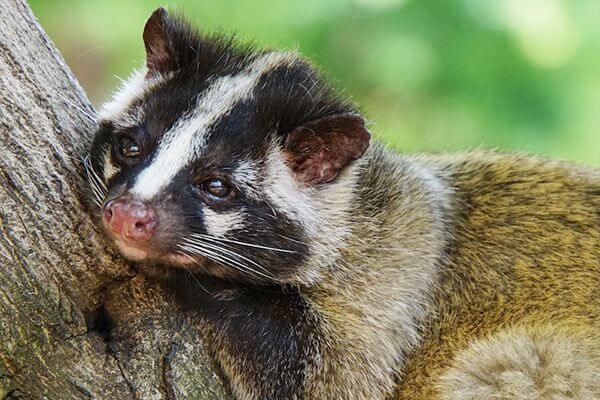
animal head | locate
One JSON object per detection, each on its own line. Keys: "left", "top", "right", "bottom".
{"left": 87, "top": 7, "right": 370, "bottom": 285}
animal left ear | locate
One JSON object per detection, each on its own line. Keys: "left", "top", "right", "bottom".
{"left": 284, "top": 114, "right": 370, "bottom": 186}
{"left": 143, "top": 7, "right": 177, "bottom": 75}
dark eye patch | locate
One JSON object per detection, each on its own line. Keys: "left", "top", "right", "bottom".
{"left": 112, "top": 124, "right": 148, "bottom": 165}
{"left": 192, "top": 173, "right": 239, "bottom": 207}
{"left": 202, "top": 178, "right": 233, "bottom": 198}
{"left": 119, "top": 137, "right": 141, "bottom": 158}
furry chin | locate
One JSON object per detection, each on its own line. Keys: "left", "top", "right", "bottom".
{"left": 114, "top": 240, "right": 206, "bottom": 268}
{"left": 166, "top": 253, "right": 202, "bottom": 266}
{"left": 115, "top": 240, "right": 149, "bottom": 260}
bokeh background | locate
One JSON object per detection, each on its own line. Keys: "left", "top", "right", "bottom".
{"left": 29, "top": 0, "right": 599, "bottom": 165}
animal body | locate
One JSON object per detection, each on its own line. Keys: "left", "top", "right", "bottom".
{"left": 86, "top": 8, "right": 600, "bottom": 400}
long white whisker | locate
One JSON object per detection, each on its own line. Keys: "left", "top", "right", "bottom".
{"left": 83, "top": 155, "right": 108, "bottom": 191}
{"left": 276, "top": 233, "right": 308, "bottom": 246}
{"left": 83, "top": 155, "right": 107, "bottom": 207}
{"left": 83, "top": 156, "right": 106, "bottom": 190}
{"left": 191, "top": 233, "right": 298, "bottom": 254}
{"left": 86, "top": 177, "right": 105, "bottom": 204}
{"left": 178, "top": 244, "right": 234, "bottom": 273}
{"left": 174, "top": 250, "right": 213, "bottom": 295}
{"left": 179, "top": 243, "right": 262, "bottom": 280}
{"left": 85, "top": 173, "right": 102, "bottom": 195}
{"left": 181, "top": 242, "right": 266, "bottom": 279}
{"left": 87, "top": 175, "right": 104, "bottom": 198}
{"left": 182, "top": 237, "right": 274, "bottom": 277}
{"left": 90, "top": 190, "right": 103, "bottom": 207}
{"left": 180, "top": 241, "right": 275, "bottom": 281}
{"left": 88, "top": 190, "right": 103, "bottom": 208}
{"left": 84, "top": 156, "right": 104, "bottom": 188}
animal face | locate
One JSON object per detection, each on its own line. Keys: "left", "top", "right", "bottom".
{"left": 86, "top": 8, "right": 370, "bottom": 284}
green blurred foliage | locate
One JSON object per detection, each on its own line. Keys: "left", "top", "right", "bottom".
{"left": 29, "top": 0, "right": 599, "bottom": 164}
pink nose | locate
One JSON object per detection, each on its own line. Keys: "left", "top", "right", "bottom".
{"left": 103, "top": 198, "right": 157, "bottom": 242}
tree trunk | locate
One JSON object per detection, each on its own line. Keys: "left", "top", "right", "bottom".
{"left": 0, "top": 1, "right": 230, "bottom": 398}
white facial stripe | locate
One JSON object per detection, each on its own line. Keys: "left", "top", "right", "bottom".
{"left": 103, "top": 146, "right": 120, "bottom": 181}
{"left": 130, "top": 74, "right": 256, "bottom": 199}
{"left": 130, "top": 52, "right": 296, "bottom": 200}
{"left": 232, "top": 160, "right": 260, "bottom": 198}
{"left": 99, "top": 68, "right": 171, "bottom": 124}
{"left": 99, "top": 68, "right": 147, "bottom": 121}
{"left": 203, "top": 208, "right": 245, "bottom": 237}
{"left": 263, "top": 145, "right": 318, "bottom": 231}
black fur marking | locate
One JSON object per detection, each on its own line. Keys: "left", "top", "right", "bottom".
{"left": 158, "top": 270, "right": 322, "bottom": 399}
{"left": 143, "top": 8, "right": 256, "bottom": 77}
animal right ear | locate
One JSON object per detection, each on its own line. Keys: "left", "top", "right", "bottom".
{"left": 143, "top": 7, "right": 177, "bottom": 75}
{"left": 283, "top": 114, "right": 370, "bottom": 186}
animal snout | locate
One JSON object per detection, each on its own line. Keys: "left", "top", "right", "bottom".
{"left": 103, "top": 198, "right": 158, "bottom": 242}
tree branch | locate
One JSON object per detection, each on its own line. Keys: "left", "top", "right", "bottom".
{"left": 0, "top": 1, "right": 230, "bottom": 398}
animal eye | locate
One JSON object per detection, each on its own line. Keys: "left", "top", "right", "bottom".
{"left": 119, "top": 137, "right": 141, "bottom": 159}
{"left": 201, "top": 178, "right": 234, "bottom": 199}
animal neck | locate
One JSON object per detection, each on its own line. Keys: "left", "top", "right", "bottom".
{"left": 305, "top": 143, "right": 453, "bottom": 374}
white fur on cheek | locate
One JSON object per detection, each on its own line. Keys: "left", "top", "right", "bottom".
{"left": 264, "top": 146, "right": 317, "bottom": 231}
{"left": 114, "top": 240, "right": 148, "bottom": 260}
{"left": 263, "top": 144, "right": 361, "bottom": 283}
{"left": 103, "top": 147, "right": 120, "bottom": 181}
{"left": 232, "top": 160, "right": 260, "bottom": 199}
{"left": 203, "top": 208, "right": 245, "bottom": 237}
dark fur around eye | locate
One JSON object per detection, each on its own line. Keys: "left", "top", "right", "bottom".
{"left": 112, "top": 126, "right": 146, "bottom": 165}
{"left": 193, "top": 178, "right": 236, "bottom": 204}
{"left": 203, "top": 178, "right": 231, "bottom": 197}
{"left": 119, "top": 137, "right": 141, "bottom": 158}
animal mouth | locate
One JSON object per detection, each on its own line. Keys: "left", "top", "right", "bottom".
{"left": 110, "top": 234, "right": 208, "bottom": 268}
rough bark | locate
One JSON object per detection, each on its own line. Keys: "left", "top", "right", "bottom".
{"left": 0, "top": 1, "right": 230, "bottom": 398}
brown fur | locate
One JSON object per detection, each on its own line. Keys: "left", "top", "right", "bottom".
{"left": 438, "top": 324, "right": 600, "bottom": 399}
{"left": 301, "top": 145, "right": 451, "bottom": 398}
{"left": 391, "top": 151, "right": 600, "bottom": 399}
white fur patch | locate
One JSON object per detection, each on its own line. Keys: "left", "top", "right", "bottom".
{"left": 262, "top": 143, "right": 362, "bottom": 283}
{"left": 98, "top": 68, "right": 173, "bottom": 127}
{"left": 131, "top": 52, "right": 297, "bottom": 200}
{"left": 203, "top": 208, "right": 244, "bottom": 237}
{"left": 103, "top": 146, "right": 120, "bottom": 181}
{"left": 232, "top": 160, "right": 258, "bottom": 191}
{"left": 264, "top": 145, "right": 317, "bottom": 230}
{"left": 114, "top": 240, "right": 148, "bottom": 260}
{"left": 98, "top": 68, "right": 147, "bottom": 121}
